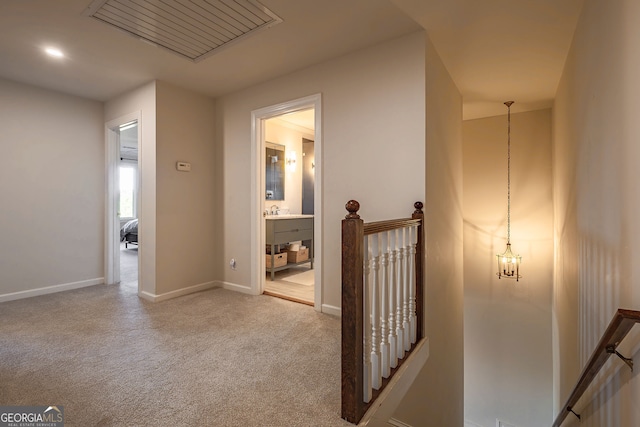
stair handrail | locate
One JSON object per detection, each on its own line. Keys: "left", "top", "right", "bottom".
{"left": 341, "top": 200, "right": 424, "bottom": 424}
{"left": 552, "top": 308, "right": 640, "bottom": 426}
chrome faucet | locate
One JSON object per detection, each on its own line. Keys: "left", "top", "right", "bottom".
{"left": 270, "top": 205, "right": 279, "bottom": 215}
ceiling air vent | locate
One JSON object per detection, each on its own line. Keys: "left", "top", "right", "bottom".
{"left": 84, "top": 0, "right": 282, "bottom": 62}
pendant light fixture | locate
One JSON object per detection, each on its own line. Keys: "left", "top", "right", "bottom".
{"left": 496, "top": 101, "right": 522, "bottom": 281}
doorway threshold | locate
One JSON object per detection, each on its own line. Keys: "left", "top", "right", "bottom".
{"left": 263, "top": 290, "right": 313, "bottom": 306}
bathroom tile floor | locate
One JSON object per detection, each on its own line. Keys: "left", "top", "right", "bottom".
{"left": 264, "top": 265, "right": 314, "bottom": 305}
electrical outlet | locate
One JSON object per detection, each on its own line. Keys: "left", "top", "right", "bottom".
{"left": 229, "top": 258, "right": 236, "bottom": 270}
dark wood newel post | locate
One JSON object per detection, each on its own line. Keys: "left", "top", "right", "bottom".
{"left": 342, "top": 200, "right": 364, "bottom": 423}
{"left": 412, "top": 201, "right": 424, "bottom": 341}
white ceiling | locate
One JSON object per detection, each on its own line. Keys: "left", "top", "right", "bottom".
{"left": 0, "top": 0, "right": 584, "bottom": 119}
{"left": 276, "top": 109, "right": 315, "bottom": 132}
{"left": 392, "top": 0, "right": 584, "bottom": 119}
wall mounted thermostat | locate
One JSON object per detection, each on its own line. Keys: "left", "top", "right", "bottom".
{"left": 176, "top": 161, "right": 191, "bottom": 172}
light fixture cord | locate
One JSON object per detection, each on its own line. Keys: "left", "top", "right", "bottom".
{"left": 505, "top": 101, "right": 513, "bottom": 245}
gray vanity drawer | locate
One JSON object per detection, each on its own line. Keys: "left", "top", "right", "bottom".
{"left": 266, "top": 217, "right": 314, "bottom": 245}
{"left": 274, "top": 229, "right": 313, "bottom": 243}
{"left": 272, "top": 218, "right": 313, "bottom": 233}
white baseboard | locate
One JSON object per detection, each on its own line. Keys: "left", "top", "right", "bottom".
{"left": 358, "top": 337, "right": 430, "bottom": 427}
{"left": 0, "top": 278, "right": 104, "bottom": 303}
{"left": 322, "top": 303, "right": 341, "bottom": 317}
{"left": 217, "top": 280, "right": 254, "bottom": 294}
{"left": 138, "top": 291, "right": 157, "bottom": 302}
{"left": 388, "top": 418, "right": 413, "bottom": 427}
{"left": 139, "top": 281, "right": 219, "bottom": 302}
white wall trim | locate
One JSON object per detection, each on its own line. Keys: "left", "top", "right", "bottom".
{"left": 105, "top": 123, "right": 120, "bottom": 286}
{"left": 0, "top": 278, "right": 104, "bottom": 303}
{"left": 138, "top": 281, "right": 218, "bottom": 302}
{"left": 250, "top": 94, "right": 323, "bottom": 309}
{"left": 387, "top": 418, "right": 414, "bottom": 427}
{"left": 357, "top": 337, "right": 430, "bottom": 427}
{"left": 321, "top": 304, "right": 341, "bottom": 317}
{"left": 138, "top": 291, "right": 155, "bottom": 302}
{"left": 217, "top": 281, "right": 253, "bottom": 294}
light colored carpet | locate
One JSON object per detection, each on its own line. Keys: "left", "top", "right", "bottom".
{"left": 0, "top": 283, "right": 351, "bottom": 427}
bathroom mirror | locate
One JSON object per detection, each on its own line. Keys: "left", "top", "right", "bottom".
{"left": 265, "top": 142, "right": 285, "bottom": 200}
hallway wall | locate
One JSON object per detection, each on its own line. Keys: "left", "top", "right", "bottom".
{"left": 106, "top": 81, "right": 217, "bottom": 299}
{"left": 553, "top": 0, "right": 640, "bottom": 424}
{"left": 463, "top": 109, "right": 554, "bottom": 427}
{"left": 0, "top": 78, "right": 104, "bottom": 301}
{"left": 394, "top": 35, "right": 464, "bottom": 426}
{"left": 155, "top": 81, "right": 216, "bottom": 296}
{"left": 215, "top": 31, "right": 426, "bottom": 309}
{"left": 216, "top": 31, "right": 466, "bottom": 423}
{"left": 105, "top": 81, "right": 157, "bottom": 296}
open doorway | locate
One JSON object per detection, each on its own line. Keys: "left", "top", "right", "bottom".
{"left": 263, "top": 112, "right": 315, "bottom": 305}
{"left": 118, "top": 121, "right": 139, "bottom": 291}
{"left": 250, "top": 94, "right": 323, "bottom": 311}
{"left": 105, "top": 113, "right": 141, "bottom": 293}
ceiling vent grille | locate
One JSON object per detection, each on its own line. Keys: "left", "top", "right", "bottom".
{"left": 84, "top": 0, "right": 282, "bottom": 62}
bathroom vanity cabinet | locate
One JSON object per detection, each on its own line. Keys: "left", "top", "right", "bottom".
{"left": 266, "top": 215, "right": 313, "bottom": 281}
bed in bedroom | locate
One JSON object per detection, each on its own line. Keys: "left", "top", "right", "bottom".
{"left": 120, "top": 218, "right": 138, "bottom": 248}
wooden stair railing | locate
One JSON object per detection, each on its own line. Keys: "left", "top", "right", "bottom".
{"left": 552, "top": 308, "right": 640, "bottom": 426}
{"left": 342, "top": 200, "right": 424, "bottom": 424}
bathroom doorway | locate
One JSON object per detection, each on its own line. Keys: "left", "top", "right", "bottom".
{"left": 263, "top": 112, "right": 315, "bottom": 305}
{"left": 250, "top": 94, "right": 323, "bottom": 311}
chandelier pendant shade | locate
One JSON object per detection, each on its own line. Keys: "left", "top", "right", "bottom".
{"left": 496, "top": 101, "right": 522, "bottom": 281}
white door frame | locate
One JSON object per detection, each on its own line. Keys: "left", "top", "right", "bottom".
{"left": 250, "top": 94, "right": 322, "bottom": 311}
{"left": 105, "top": 112, "right": 141, "bottom": 290}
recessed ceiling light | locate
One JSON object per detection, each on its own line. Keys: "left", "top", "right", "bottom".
{"left": 44, "top": 47, "right": 64, "bottom": 58}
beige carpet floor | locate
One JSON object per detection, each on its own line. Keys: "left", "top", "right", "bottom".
{"left": 0, "top": 280, "right": 351, "bottom": 426}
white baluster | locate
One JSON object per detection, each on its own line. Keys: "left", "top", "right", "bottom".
{"left": 380, "top": 231, "right": 391, "bottom": 378}
{"left": 396, "top": 228, "right": 405, "bottom": 360}
{"left": 388, "top": 230, "right": 398, "bottom": 368}
{"left": 370, "top": 234, "right": 381, "bottom": 390}
{"left": 408, "top": 225, "right": 418, "bottom": 344}
{"left": 363, "top": 235, "right": 372, "bottom": 403}
{"left": 403, "top": 227, "right": 411, "bottom": 352}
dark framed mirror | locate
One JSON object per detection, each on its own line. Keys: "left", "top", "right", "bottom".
{"left": 265, "top": 142, "right": 285, "bottom": 200}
